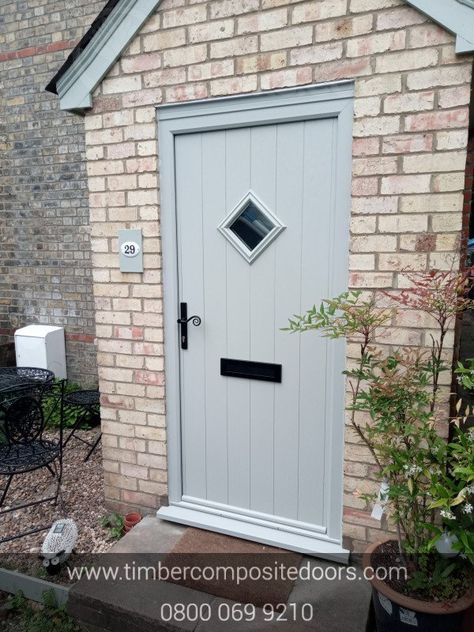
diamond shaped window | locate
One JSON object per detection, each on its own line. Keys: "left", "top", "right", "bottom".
{"left": 218, "top": 192, "right": 285, "bottom": 263}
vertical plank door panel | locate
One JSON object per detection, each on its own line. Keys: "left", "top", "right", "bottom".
{"left": 202, "top": 130, "right": 229, "bottom": 504}
{"left": 248, "top": 124, "right": 278, "bottom": 516}
{"left": 225, "top": 127, "right": 252, "bottom": 510}
{"left": 176, "top": 133, "right": 207, "bottom": 499}
{"left": 273, "top": 121, "right": 305, "bottom": 522}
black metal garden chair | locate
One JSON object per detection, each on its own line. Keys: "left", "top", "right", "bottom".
{"left": 63, "top": 389, "right": 101, "bottom": 462}
{"left": 0, "top": 381, "right": 65, "bottom": 544}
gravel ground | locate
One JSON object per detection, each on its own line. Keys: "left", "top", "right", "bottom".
{"left": 0, "top": 430, "right": 112, "bottom": 555}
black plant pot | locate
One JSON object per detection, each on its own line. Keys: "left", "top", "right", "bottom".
{"left": 371, "top": 587, "right": 464, "bottom": 632}
{"left": 364, "top": 541, "right": 474, "bottom": 632}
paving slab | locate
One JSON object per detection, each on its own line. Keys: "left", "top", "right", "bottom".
{"left": 68, "top": 517, "right": 371, "bottom": 632}
{"left": 110, "top": 515, "right": 186, "bottom": 554}
{"left": 288, "top": 558, "right": 372, "bottom": 631}
{"left": 69, "top": 575, "right": 215, "bottom": 632}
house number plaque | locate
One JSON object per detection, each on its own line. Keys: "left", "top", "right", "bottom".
{"left": 120, "top": 241, "right": 141, "bottom": 257}
{"left": 118, "top": 229, "right": 143, "bottom": 273}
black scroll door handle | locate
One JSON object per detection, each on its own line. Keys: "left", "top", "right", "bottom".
{"left": 177, "top": 302, "right": 202, "bottom": 350}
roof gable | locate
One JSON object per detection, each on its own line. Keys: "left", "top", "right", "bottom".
{"left": 46, "top": 0, "right": 162, "bottom": 112}
{"left": 46, "top": 0, "right": 474, "bottom": 113}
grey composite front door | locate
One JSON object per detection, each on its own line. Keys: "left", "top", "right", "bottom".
{"left": 158, "top": 84, "right": 353, "bottom": 560}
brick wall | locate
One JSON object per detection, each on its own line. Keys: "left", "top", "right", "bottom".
{"left": 81, "top": 0, "right": 473, "bottom": 550}
{"left": 0, "top": 0, "right": 107, "bottom": 385}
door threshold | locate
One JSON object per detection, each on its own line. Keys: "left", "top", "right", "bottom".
{"left": 157, "top": 505, "right": 350, "bottom": 564}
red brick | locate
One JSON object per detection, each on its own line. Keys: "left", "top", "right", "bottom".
{"left": 410, "top": 109, "right": 469, "bottom": 132}
{"left": 352, "top": 137, "right": 380, "bottom": 156}
{"left": 382, "top": 133, "right": 433, "bottom": 155}
{"left": 352, "top": 177, "right": 378, "bottom": 197}
{"left": 134, "top": 370, "right": 165, "bottom": 385}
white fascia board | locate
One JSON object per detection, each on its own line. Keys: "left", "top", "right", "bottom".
{"left": 56, "top": 0, "right": 162, "bottom": 112}
{"left": 406, "top": 0, "right": 474, "bottom": 53}
{"left": 458, "top": 0, "right": 474, "bottom": 10}
{"left": 456, "top": 35, "right": 474, "bottom": 54}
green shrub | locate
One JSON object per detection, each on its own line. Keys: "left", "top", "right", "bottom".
{"left": 42, "top": 380, "right": 85, "bottom": 429}
{"left": 455, "top": 358, "right": 474, "bottom": 392}
{"left": 101, "top": 512, "right": 125, "bottom": 540}
{"left": 5, "top": 590, "right": 81, "bottom": 632}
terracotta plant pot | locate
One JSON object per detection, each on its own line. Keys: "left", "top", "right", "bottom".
{"left": 123, "top": 512, "right": 142, "bottom": 533}
{"left": 363, "top": 540, "right": 474, "bottom": 632}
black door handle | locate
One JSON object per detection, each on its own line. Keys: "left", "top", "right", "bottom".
{"left": 177, "top": 302, "right": 201, "bottom": 350}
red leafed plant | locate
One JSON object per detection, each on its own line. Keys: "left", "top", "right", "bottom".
{"left": 385, "top": 268, "right": 474, "bottom": 412}
{"left": 287, "top": 267, "right": 474, "bottom": 601}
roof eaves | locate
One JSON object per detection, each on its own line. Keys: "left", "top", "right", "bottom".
{"left": 47, "top": 0, "right": 162, "bottom": 113}
{"left": 457, "top": 0, "right": 474, "bottom": 10}
{"left": 45, "top": 0, "right": 121, "bottom": 96}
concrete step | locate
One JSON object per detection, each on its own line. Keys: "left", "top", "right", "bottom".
{"left": 68, "top": 516, "right": 371, "bottom": 632}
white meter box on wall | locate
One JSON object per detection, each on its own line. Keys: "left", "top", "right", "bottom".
{"left": 119, "top": 229, "right": 143, "bottom": 273}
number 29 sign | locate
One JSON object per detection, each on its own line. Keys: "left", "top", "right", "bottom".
{"left": 118, "top": 229, "right": 143, "bottom": 273}
{"left": 120, "top": 241, "right": 141, "bottom": 257}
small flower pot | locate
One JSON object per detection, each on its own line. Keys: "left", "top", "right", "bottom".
{"left": 364, "top": 540, "right": 474, "bottom": 632}
{"left": 123, "top": 512, "right": 142, "bottom": 533}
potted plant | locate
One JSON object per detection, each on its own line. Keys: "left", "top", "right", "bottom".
{"left": 287, "top": 269, "right": 474, "bottom": 631}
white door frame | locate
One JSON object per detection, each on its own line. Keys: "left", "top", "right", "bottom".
{"left": 156, "top": 82, "right": 354, "bottom": 561}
